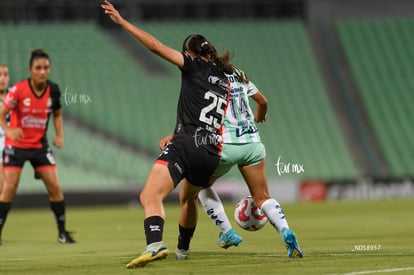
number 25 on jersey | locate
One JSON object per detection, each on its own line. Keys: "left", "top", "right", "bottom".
{"left": 199, "top": 91, "right": 227, "bottom": 130}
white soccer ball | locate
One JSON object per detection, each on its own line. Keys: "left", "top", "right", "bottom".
{"left": 234, "top": 195, "right": 268, "bottom": 231}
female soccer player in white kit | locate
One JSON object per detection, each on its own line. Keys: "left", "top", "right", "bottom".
{"left": 201, "top": 68, "right": 303, "bottom": 258}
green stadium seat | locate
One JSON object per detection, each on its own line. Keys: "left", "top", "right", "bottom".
{"left": 1, "top": 20, "right": 358, "bottom": 186}
{"left": 337, "top": 17, "right": 414, "bottom": 177}
{"left": 137, "top": 20, "right": 358, "bottom": 180}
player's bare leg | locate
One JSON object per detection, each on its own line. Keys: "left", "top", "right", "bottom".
{"left": 176, "top": 179, "right": 202, "bottom": 259}
{"left": 37, "top": 168, "right": 76, "bottom": 244}
{"left": 139, "top": 163, "right": 175, "bottom": 218}
{"left": 126, "top": 163, "right": 173, "bottom": 268}
{"left": 0, "top": 169, "right": 21, "bottom": 244}
{"left": 239, "top": 160, "right": 303, "bottom": 258}
{"left": 37, "top": 168, "right": 63, "bottom": 201}
{"left": 0, "top": 164, "right": 4, "bottom": 195}
{"left": 0, "top": 169, "right": 21, "bottom": 202}
{"left": 238, "top": 159, "right": 270, "bottom": 208}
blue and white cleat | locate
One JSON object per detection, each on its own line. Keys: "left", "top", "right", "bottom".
{"left": 126, "top": 241, "right": 169, "bottom": 268}
{"left": 281, "top": 228, "right": 303, "bottom": 258}
{"left": 218, "top": 229, "right": 243, "bottom": 249}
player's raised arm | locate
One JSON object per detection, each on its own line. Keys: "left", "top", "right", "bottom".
{"left": 101, "top": 0, "right": 184, "bottom": 68}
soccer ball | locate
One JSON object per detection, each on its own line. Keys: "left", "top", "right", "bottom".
{"left": 234, "top": 196, "right": 268, "bottom": 231}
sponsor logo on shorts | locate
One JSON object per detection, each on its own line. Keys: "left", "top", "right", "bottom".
{"left": 174, "top": 162, "right": 183, "bottom": 174}
{"left": 46, "top": 152, "right": 56, "bottom": 165}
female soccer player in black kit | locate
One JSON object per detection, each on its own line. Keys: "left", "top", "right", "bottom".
{"left": 102, "top": 0, "right": 233, "bottom": 268}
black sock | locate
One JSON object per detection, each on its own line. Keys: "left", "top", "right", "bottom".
{"left": 144, "top": 216, "right": 164, "bottom": 245}
{"left": 0, "top": 202, "right": 12, "bottom": 236}
{"left": 50, "top": 201, "right": 65, "bottom": 233}
{"left": 177, "top": 224, "right": 196, "bottom": 251}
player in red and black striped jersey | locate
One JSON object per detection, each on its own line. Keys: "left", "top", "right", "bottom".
{"left": 0, "top": 49, "right": 75, "bottom": 245}
{"left": 102, "top": 1, "right": 232, "bottom": 268}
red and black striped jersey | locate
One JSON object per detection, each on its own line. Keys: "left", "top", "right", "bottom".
{"left": 3, "top": 78, "right": 61, "bottom": 149}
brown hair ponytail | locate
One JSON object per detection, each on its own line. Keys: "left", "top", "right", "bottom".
{"left": 182, "top": 34, "right": 234, "bottom": 74}
{"left": 202, "top": 44, "right": 234, "bottom": 74}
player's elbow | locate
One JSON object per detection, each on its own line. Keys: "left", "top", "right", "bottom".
{"left": 53, "top": 109, "right": 62, "bottom": 116}
{"left": 258, "top": 95, "right": 268, "bottom": 107}
{"left": 253, "top": 91, "right": 268, "bottom": 106}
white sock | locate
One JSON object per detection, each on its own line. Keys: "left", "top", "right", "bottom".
{"left": 198, "top": 187, "right": 232, "bottom": 233}
{"left": 260, "top": 198, "right": 289, "bottom": 233}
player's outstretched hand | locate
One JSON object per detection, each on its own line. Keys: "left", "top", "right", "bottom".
{"left": 101, "top": 0, "right": 124, "bottom": 25}
{"left": 254, "top": 114, "right": 268, "bottom": 123}
{"left": 53, "top": 136, "right": 64, "bottom": 149}
{"left": 6, "top": 128, "right": 24, "bottom": 142}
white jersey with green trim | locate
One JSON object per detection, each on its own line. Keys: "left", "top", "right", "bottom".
{"left": 222, "top": 72, "right": 261, "bottom": 144}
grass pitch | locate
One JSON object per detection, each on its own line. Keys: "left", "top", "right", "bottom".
{"left": 0, "top": 199, "right": 413, "bottom": 274}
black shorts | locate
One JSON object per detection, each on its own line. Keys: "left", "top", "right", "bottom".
{"left": 156, "top": 136, "right": 220, "bottom": 188}
{"left": 3, "top": 146, "right": 57, "bottom": 171}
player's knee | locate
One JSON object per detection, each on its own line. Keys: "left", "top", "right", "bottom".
{"left": 0, "top": 182, "right": 18, "bottom": 200}
{"left": 139, "top": 190, "right": 159, "bottom": 206}
{"left": 139, "top": 191, "right": 147, "bottom": 205}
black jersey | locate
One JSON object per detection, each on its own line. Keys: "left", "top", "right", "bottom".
{"left": 174, "top": 54, "right": 229, "bottom": 155}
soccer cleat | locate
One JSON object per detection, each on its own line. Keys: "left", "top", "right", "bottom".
{"left": 175, "top": 247, "right": 190, "bottom": 260}
{"left": 126, "top": 242, "right": 169, "bottom": 268}
{"left": 218, "top": 229, "right": 243, "bottom": 249}
{"left": 281, "top": 228, "right": 303, "bottom": 258}
{"left": 58, "top": 231, "right": 76, "bottom": 244}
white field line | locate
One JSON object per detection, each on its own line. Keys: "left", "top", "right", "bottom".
{"left": 327, "top": 267, "right": 414, "bottom": 275}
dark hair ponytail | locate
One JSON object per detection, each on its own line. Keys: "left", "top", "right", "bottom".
{"left": 29, "top": 49, "right": 50, "bottom": 67}
{"left": 182, "top": 34, "right": 206, "bottom": 55}
{"left": 182, "top": 34, "right": 234, "bottom": 74}
{"left": 232, "top": 65, "right": 250, "bottom": 84}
